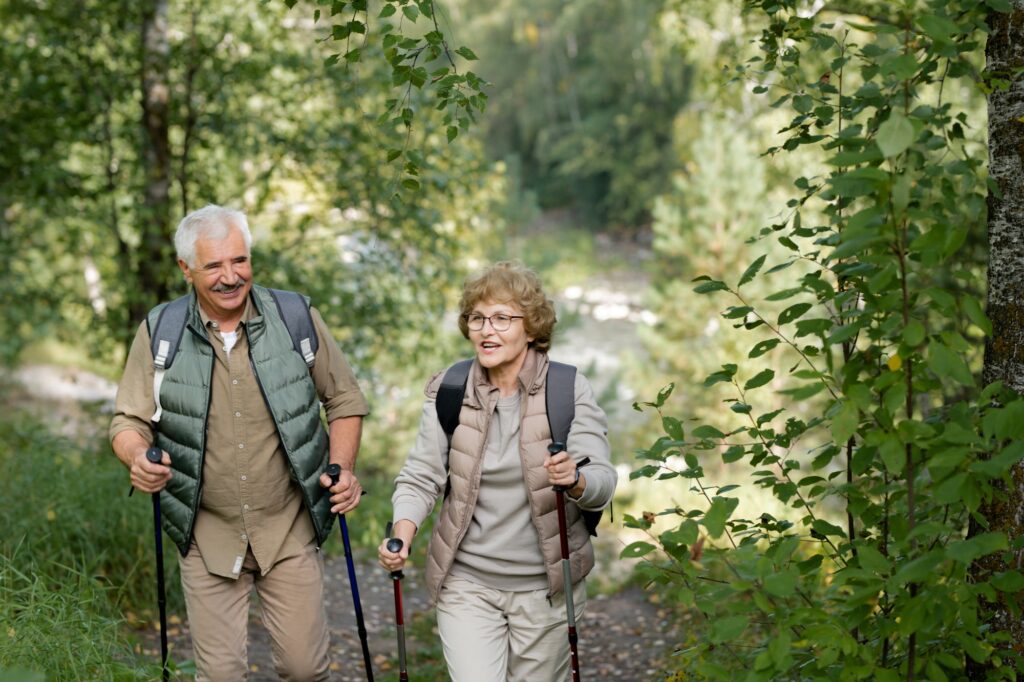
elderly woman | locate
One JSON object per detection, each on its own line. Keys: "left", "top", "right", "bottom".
{"left": 378, "top": 261, "right": 617, "bottom": 681}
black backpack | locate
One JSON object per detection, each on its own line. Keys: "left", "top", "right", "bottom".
{"left": 435, "top": 359, "right": 603, "bottom": 536}
{"left": 147, "top": 288, "right": 318, "bottom": 371}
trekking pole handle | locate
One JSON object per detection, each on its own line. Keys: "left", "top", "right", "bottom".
{"left": 326, "top": 463, "right": 342, "bottom": 486}
{"left": 129, "top": 447, "right": 165, "bottom": 497}
{"left": 384, "top": 522, "right": 405, "bottom": 579}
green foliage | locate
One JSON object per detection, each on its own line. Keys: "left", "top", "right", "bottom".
{"left": 0, "top": 410, "right": 172, "bottom": 678}
{"left": 448, "top": 0, "right": 692, "bottom": 228}
{"left": 290, "top": 0, "right": 489, "bottom": 187}
{"left": 0, "top": 0, "right": 498, "bottom": 372}
{"left": 629, "top": 0, "right": 1020, "bottom": 678}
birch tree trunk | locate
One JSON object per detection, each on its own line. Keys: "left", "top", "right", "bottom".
{"left": 136, "top": 0, "right": 173, "bottom": 327}
{"left": 973, "top": 2, "right": 1024, "bottom": 670}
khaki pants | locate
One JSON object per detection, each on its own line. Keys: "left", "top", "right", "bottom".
{"left": 179, "top": 542, "right": 330, "bottom": 682}
{"left": 436, "top": 576, "right": 587, "bottom": 682}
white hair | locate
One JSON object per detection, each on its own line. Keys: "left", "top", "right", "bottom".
{"left": 174, "top": 204, "right": 253, "bottom": 268}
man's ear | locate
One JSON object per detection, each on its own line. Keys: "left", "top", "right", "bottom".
{"left": 178, "top": 259, "right": 193, "bottom": 284}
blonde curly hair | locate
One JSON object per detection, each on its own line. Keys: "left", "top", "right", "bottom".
{"left": 458, "top": 261, "right": 557, "bottom": 352}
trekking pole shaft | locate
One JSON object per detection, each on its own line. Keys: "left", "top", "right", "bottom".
{"left": 145, "top": 447, "right": 170, "bottom": 682}
{"left": 393, "top": 576, "right": 408, "bottom": 681}
{"left": 327, "top": 464, "right": 374, "bottom": 682}
{"left": 340, "top": 513, "right": 374, "bottom": 681}
{"left": 153, "top": 492, "right": 170, "bottom": 682}
{"left": 555, "top": 488, "right": 581, "bottom": 682}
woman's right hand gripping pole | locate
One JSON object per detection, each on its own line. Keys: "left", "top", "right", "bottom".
{"left": 378, "top": 519, "right": 416, "bottom": 572}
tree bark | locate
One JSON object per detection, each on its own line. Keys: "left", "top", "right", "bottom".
{"left": 973, "top": 4, "right": 1024, "bottom": 675}
{"left": 135, "top": 0, "right": 174, "bottom": 330}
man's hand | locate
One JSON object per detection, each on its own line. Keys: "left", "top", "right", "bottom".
{"left": 131, "top": 447, "right": 172, "bottom": 493}
{"left": 319, "top": 467, "right": 363, "bottom": 514}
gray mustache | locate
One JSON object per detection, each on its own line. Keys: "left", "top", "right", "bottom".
{"left": 211, "top": 279, "right": 247, "bottom": 293}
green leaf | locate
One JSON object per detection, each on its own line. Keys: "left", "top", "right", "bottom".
{"left": 620, "top": 541, "right": 657, "bottom": 559}
{"left": 877, "top": 112, "right": 915, "bottom": 158}
{"left": 662, "top": 416, "right": 685, "bottom": 441}
{"left": 891, "top": 551, "right": 943, "bottom": 585}
{"left": 749, "top": 338, "right": 781, "bottom": 358}
{"left": 693, "top": 425, "right": 726, "bottom": 439}
{"left": 446, "top": 126, "right": 458, "bottom": 143}
{"left": 857, "top": 545, "right": 890, "bottom": 575}
{"left": 402, "top": 4, "right": 420, "bottom": 21}
{"left": 811, "top": 519, "right": 846, "bottom": 538}
{"left": 456, "top": 46, "right": 479, "bottom": 60}
{"left": 661, "top": 520, "right": 699, "bottom": 548}
{"left": 739, "top": 255, "right": 767, "bottom": 287}
{"left": 709, "top": 615, "right": 747, "bottom": 643}
{"left": 703, "top": 496, "right": 739, "bottom": 538}
{"left": 401, "top": 178, "right": 421, "bottom": 191}
{"left": 961, "top": 295, "right": 992, "bottom": 335}
{"left": 831, "top": 400, "right": 858, "bottom": 444}
{"left": 990, "top": 571, "right": 1024, "bottom": 592}
{"left": 879, "top": 435, "right": 905, "bottom": 475}
{"left": 903, "top": 320, "right": 926, "bottom": 346}
{"left": 379, "top": 3, "right": 397, "bottom": 17}
{"left": 744, "top": 369, "right": 775, "bottom": 391}
{"left": 694, "top": 279, "right": 729, "bottom": 294}
{"left": 704, "top": 366, "right": 737, "bottom": 387}
{"left": 928, "top": 343, "right": 974, "bottom": 386}
{"left": 763, "top": 569, "right": 798, "bottom": 597}
{"left": 917, "top": 14, "right": 960, "bottom": 42}
{"left": 946, "top": 532, "right": 1007, "bottom": 564}
{"left": 778, "top": 302, "right": 812, "bottom": 325}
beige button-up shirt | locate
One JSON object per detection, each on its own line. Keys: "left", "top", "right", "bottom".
{"left": 110, "top": 296, "right": 369, "bottom": 578}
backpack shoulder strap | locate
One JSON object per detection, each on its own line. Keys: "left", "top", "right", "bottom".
{"left": 267, "top": 288, "right": 318, "bottom": 367}
{"left": 547, "top": 361, "right": 603, "bottom": 537}
{"left": 147, "top": 294, "right": 190, "bottom": 371}
{"left": 437, "top": 359, "right": 473, "bottom": 452}
{"left": 545, "top": 361, "right": 577, "bottom": 446}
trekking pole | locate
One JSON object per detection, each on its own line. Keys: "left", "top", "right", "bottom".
{"left": 549, "top": 442, "right": 583, "bottom": 682}
{"left": 384, "top": 522, "right": 409, "bottom": 682}
{"left": 145, "top": 447, "right": 170, "bottom": 682}
{"left": 326, "top": 463, "right": 374, "bottom": 681}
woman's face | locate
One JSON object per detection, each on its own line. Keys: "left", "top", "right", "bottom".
{"left": 467, "top": 300, "right": 534, "bottom": 379}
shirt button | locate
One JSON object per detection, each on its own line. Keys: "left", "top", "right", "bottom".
{"left": 222, "top": 345, "right": 228, "bottom": 351}
{"left": 232, "top": 379, "right": 239, "bottom": 385}
{"left": 239, "top": 443, "right": 245, "bottom": 449}
{"left": 240, "top": 475, "right": 247, "bottom": 481}
{"left": 243, "top": 504, "right": 250, "bottom": 511}
{"left": 241, "top": 533, "right": 247, "bottom": 541}
{"left": 235, "top": 412, "right": 241, "bottom": 418}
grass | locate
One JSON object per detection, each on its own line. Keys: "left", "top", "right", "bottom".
{"left": 0, "top": 409, "right": 175, "bottom": 679}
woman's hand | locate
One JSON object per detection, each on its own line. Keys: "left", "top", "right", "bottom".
{"left": 378, "top": 519, "right": 417, "bottom": 572}
{"left": 544, "top": 451, "right": 587, "bottom": 499}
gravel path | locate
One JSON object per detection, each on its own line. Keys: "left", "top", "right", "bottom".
{"left": 150, "top": 553, "right": 674, "bottom": 681}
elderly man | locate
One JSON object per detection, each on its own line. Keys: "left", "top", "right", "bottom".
{"left": 111, "top": 204, "right": 369, "bottom": 680}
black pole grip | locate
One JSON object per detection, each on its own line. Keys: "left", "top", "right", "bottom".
{"left": 548, "top": 441, "right": 566, "bottom": 455}
{"left": 146, "top": 447, "right": 163, "bottom": 464}
{"left": 326, "top": 463, "right": 341, "bottom": 486}
{"left": 387, "top": 537, "right": 404, "bottom": 554}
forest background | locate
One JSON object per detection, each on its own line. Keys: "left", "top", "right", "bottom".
{"left": 2, "top": 0, "right": 1023, "bottom": 680}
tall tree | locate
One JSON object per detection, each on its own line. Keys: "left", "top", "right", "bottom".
{"left": 975, "top": 0, "right": 1024, "bottom": 664}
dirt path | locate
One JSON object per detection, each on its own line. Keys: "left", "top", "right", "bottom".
{"left": 151, "top": 552, "right": 674, "bottom": 681}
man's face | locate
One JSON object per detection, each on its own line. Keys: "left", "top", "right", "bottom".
{"left": 178, "top": 226, "right": 253, "bottom": 323}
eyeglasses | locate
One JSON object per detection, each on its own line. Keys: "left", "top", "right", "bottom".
{"left": 465, "top": 313, "right": 525, "bottom": 332}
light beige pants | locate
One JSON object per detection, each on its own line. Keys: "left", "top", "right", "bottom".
{"left": 179, "top": 542, "right": 330, "bottom": 682}
{"left": 436, "top": 576, "right": 587, "bottom": 682}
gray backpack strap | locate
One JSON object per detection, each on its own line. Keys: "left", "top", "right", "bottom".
{"left": 545, "top": 361, "right": 577, "bottom": 445}
{"left": 547, "top": 361, "right": 603, "bottom": 537}
{"left": 268, "top": 288, "right": 318, "bottom": 367}
{"left": 147, "top": 295, "right": 190, "bottom": 371}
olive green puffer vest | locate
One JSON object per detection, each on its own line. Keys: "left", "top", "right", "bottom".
{"left": 147, "top": 285, "right": 333, "bottom": 556}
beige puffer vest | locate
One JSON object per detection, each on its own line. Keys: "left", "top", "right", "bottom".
{"left": 423, "top": 349, "right": 594, "bottom": 602}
